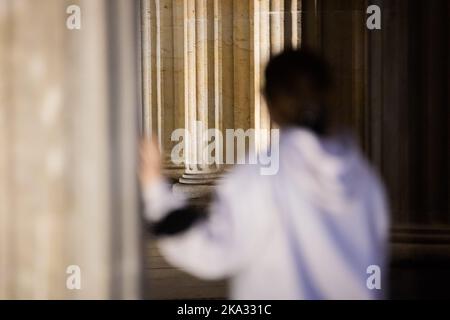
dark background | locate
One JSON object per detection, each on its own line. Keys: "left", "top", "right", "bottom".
{"left": 301, "top": 0, "right": 449, "bottom": 298}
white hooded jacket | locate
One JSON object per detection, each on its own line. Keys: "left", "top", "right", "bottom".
{"left": 143, "top": 128, "right": 389, "bottom": 299}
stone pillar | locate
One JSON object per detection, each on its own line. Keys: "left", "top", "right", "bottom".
{"left": 140, "top": 0, "right": 302, "bottom": 201}
{"left": 270, "top": 0, "right": 285, "bottom": 54}
{"left": 141, "top": 0, "right": 185, "bottom": 181}
{"left": 0, "top": 0, "right": 142, "bottom": 299}
{"left": 173, "top": 0, "right": 222, "bottom": 200}
{"left": 174, "top": 0, "right": 301, "bottom": 200}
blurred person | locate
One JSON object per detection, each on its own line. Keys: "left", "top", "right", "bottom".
{"left": 139, "top": 48, "right": 389, "bottom": 299}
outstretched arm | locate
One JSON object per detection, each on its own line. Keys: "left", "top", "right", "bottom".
{"left": 139, "top": 138, "right": 207, "bottom": 235}
{"left": 139, "top": 138, "right": 256, "bottom": 280}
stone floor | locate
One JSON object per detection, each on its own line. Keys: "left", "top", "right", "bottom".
{"left": 144, "top": 238, "right": 227, "bottom": 299}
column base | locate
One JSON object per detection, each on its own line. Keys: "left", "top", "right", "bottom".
{"left": 178, "top": 172, "right": 220, "bottom": 185}
{"left": 173, "top": 171, "right": 222, "bottom": 203}
{"left": 162, "top": 165, "right": 185, "bottom": 183}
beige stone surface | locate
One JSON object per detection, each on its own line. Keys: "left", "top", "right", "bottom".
{"left": 0, "top": 0, "right": 142, "bottom": 299}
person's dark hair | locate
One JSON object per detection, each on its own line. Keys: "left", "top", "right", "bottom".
{"left": 263, "top": 48, "right": 333, "bottom": 135}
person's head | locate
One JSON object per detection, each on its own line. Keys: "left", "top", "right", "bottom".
{"left": 263, "top": 48, "right": 333, "bottom": 135}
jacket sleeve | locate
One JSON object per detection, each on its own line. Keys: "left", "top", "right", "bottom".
{"left": 142, "top": 170, "right": 270, "bottom": 280}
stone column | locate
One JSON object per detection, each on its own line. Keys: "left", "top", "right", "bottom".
{"left": 140, "top": 1, "right": 302, "bottom": 201}
{"left": 173, "top": 0, "right": 222, "bottom": 200}
{"left": 270, "top": 0, "right": 285, "bottom": 54}
{"left": 0, "top": 0, "right": 142, "bottom": 299}
{"left": 141, "top": 0, "right": 184, "bottom": 181}
{"left": 171, "top": 0, "right": 302, "bottom": 200}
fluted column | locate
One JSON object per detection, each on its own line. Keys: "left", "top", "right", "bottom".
{"left": 141, "top": 0, "right": 185, "bottom": 181}
{"left": 173, "top": 0, "right": 222, "bottom": 199}
{"left": 142, "top": 0, "right": 303, "bottom": 299}
{"left": 141, "top": 0, "right": 302, "bottom": 200}
{"left": 179, "top": 0, "right": 302, "bottom": 199}
{"left": 270, "top": 0, "right": 285, "bottom": 54}
{"left": 234, "top": 0, "right": 301, "bottom": 154}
